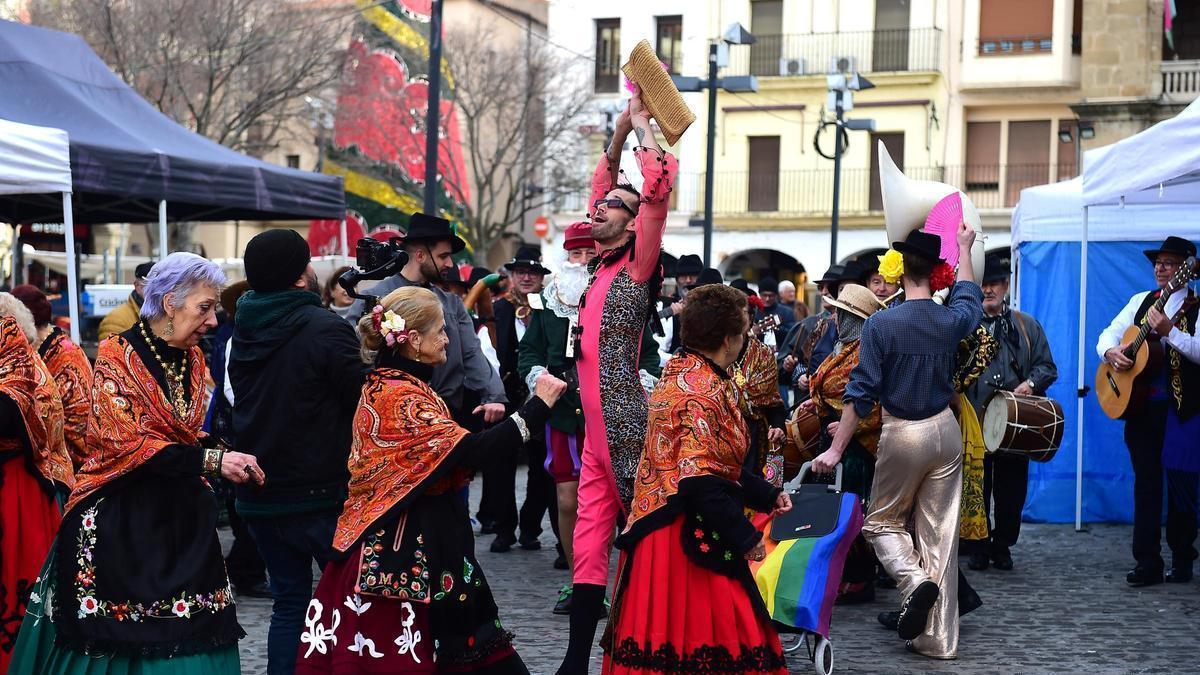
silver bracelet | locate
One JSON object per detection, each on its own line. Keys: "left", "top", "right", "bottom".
{"left": 510, "top": 413, "right": 531, "bottom": 443}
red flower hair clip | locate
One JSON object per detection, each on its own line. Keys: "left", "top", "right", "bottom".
{"left": 746, "top": 295, "right": 765, "bottom": 312}
{"left": 930, "top": 262, "right": 955, "bottom": 292}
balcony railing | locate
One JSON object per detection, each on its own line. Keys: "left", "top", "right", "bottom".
{"left": 554, "top": 164, "right": 1078, "bottom": 217}
{"left": 720, "top": 28, "right": 941, "bottom": 78}
{"left": 1162, "top": 60, "right": 1200, "bottom": 103}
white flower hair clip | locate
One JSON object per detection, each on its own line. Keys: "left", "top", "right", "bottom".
{"left": 372, "top": 304, "right": 408, "bottom": 347}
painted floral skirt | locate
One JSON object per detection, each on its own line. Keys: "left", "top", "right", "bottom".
{"left": 9, "top": 545, "right": 240, "bottom": 674}
{"left": 296, "top": 491, "right": 528, "bottom": 674}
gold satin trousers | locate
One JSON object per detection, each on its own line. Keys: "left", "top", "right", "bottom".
{"left": 862, "top": 408, "right": 963, "bottom": 659}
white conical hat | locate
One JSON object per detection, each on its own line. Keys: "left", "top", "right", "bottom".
{"left": 878, "top": 141, "right": 985, "bottom": 281}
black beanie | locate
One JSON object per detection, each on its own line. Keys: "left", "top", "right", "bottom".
{"left": 244, "top": 229, "right": 311, "bottom": 293}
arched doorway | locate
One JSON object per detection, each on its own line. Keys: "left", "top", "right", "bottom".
{"left": 718, "top": 249, "right": 805, "bottom": 286}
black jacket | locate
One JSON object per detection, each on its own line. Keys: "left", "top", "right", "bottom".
{"left": 229, "top": 303, "right": 366, "bottom": 516}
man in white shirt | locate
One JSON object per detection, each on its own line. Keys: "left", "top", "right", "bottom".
{"left": 1096, "top": 236, "right": 1199, "bottom": 586}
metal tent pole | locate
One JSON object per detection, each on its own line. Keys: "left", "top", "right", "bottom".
{"left": 158, "top": 200, "right": 168, "bottom": 259}
{"left": 339, "top": 218, "right": 349, "bottom": 259}
{"left": 62, "top": 192, "right": 82, "bottom": 344}
{"left": 1075, "top": 206, "right": 1089, "bottom": 532}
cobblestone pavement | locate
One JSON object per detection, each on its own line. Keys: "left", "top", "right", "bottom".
{"left": 231, "top": 475, "right": 1199, "bottom": 674}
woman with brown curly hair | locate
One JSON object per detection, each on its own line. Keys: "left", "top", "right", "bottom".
{"left": 296, "top": 286, "right": 567, "bottom": 674}
{"left": 603, "top": 284, "right": 792, "bottom": 675}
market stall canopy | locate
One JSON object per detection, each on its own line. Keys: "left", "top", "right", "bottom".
{"left": 0, "top": 20, "right": 344, "bottom": 224}
{"left": 1083, "top": 97, "right": 1200, "bottom": 207}
{"left": 0, "top": 118, "right": 71, "bottom": 196}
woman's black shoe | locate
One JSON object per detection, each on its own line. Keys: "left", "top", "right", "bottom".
{"left": 490, "top": 533, "right": 516, "bottom": 553}
{"left": 897, "top": 581, "right": 939, "bottom": 640}
{"left": 1126, "top": 566, "right": 1164, "bottom": 586}
{"left": 991, "top": 551, "right": 1014, "bottom": 571}
{"left": 967, "top": 552, "right": 989, "bottom": 571}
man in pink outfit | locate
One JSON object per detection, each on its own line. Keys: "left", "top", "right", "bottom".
{"left": 557, "top": 91, "right": 677, "bottom": 674}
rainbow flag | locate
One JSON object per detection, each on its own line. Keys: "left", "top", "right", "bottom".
{"left": 749, "top": 492, "right": 863, "bottom": 638}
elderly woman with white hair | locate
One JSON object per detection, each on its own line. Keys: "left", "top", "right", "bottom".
{"left": 12, "top": 252, "right": 264, "bottom": 675}
{"left": 0, "top": 293, "right": 72, "bottom": 674}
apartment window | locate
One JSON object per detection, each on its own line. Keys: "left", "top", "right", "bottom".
{"left": 1072, "top": 0, "right": 1083, "bottom": 54}
{"left": 965, "top": 122, "right": 1001, "bottom": 191}
{"left": 286, "top": 154, "right": 301, "bottom": 169}
{"left": 749, "top": 0, "right": 783, "bottom": 77}
{"left": 873, "top": 0, "right": 911, "bottom": 72}
{"left": 747, "top": 136, "right": 780, "bottom": 212}
{"left": 869, "top": 132, "right": 905, "bottom": 211}
{"left": 979, "top": 0, "right": 1054, "bottom": 55}
{"left": 595, "top": 19, "right": 621, "bottom": 93}
{"left": 1006, "top": 120, "right": 1051, "bottom": 206}
{"left": 656, "top": 16, "right": 683, "bottom": 75}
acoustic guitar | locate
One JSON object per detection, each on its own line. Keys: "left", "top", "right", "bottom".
{"left": 1096, "top": 256, "right": 1198, "bottom": 420}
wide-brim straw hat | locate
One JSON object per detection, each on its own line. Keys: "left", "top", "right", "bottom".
{"left": 823, "top": 284, "right": 886, "bottom": 321}
{"left": 621, "top": 39, "right": 695, "bottom": 146}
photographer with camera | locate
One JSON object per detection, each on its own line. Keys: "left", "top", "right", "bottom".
{"left": 348, "top": 212, "right": 507, "bottom": 425}
{"left": 227, "top": 229, "right": 367, "bottom": 674}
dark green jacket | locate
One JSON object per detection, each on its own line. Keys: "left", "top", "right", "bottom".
{"left": 517, "top": 293, "right": 661, "bottom": 433}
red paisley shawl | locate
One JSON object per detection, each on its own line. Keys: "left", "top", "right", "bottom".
{"left": 626, "top": 350, "right": 749, "bottom": 531}
{"left": 66, "top": 335, "right": 206, "bottom": 513}
{"left": 41, "top": 330, "right": 94, "bottom": 469}
{"left": 733, "top": 337, "right": 783, "bottom": 411}
{"left": 0, "top": 317, "right": 72, "bottom": 491}
{"left": 333, "top": 368, "right": 470, "bottom": 552}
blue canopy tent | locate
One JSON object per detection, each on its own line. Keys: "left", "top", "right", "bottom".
{"left": 0, "top": 20, "right": 345, "bottom": 262}
{"left": 1013, "top": 100, "right": 1200, "bottom": 526}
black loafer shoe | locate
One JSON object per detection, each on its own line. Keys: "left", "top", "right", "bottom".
{"left": 897, "top": 581, "right": 939, "bottom": 641}
{"left": 490, "top": 534, "right": 516, "bottom": 553}
{"left": 991, "top": 551, "right": 1014, "bottom": 571}
{"left": 967, "top": 552, "right": 989, "bottom": 571}
{"left": 1126, "top": 566, "right": 1164, "bottom": 586}
{"left": 1165, "top": 567, "right": 1193, "bottom": 583}
{"left": 518, "top": 537, "right": 542, "bottom": 551}
{"left": 553, "top": 552, "right": 569, "bottom": 570}
{"left": 878, "top": 611, "right": 899, "bottom": 631}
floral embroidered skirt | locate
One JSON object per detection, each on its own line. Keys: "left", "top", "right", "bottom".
{"left": 295, "top": 554, "right": 528, "bottom": 674}
{"left": 0, "top": 455, "right": 60, "bottom": 672}
{"left": 9, "top": 545, "right": 240, "bottom": 674}
{"left": 603, "top": 514, "right": 788, "bottom": 675}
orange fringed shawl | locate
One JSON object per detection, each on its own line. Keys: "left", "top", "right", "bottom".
{"left": 0, "top": 317, "right": 72, "bottom": 491}
{"left": 41, "top": 329, "right": 94, "bottom": 468}
{"left": 333, "top": 368, "right": 470, "bottom": 552}
{"left": 67, "top": 335, "right": 206, "bottom": 513}
{"left": 626, "top": 350, "right": 749, "bottom": 531}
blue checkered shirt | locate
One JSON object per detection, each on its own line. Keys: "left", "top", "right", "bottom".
{"left": 845, "top": 282, "right": 984, "bottom": 420}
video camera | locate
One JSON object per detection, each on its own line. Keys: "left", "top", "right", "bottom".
{"left": 337, "top": 237, "right": 409, "bottom": 309}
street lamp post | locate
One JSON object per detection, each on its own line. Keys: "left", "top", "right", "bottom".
{"left": 423, "top": 0, "right": 444, "bottom": 216}
{"left": 673, "top": 23, "right": 758, "bottom": 268}
{"left": 819, "top": 67, "right": 875, "bottom": 265}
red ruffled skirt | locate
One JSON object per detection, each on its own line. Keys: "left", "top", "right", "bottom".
{"left": 602, "top": 514, "right": 787, "bottom": 674}
{"left": 0, "top": 455, "right": 60, "bottom": 672}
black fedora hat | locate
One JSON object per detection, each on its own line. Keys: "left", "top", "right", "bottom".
{"left": 467, "top": 266, "right": 493, "bottom": 286}
{"left": 674, "top": 254, "right": 704, "bottom": 277}
{"left": 892, "top": 230, "right": 943, "bottom": 263}
{"left": 818, "top": 265, "right": 845, "bottom": 285}
{"left": 729, "top": 278, "right": 756, "bottom": 296}
{"left": 838, "top": 261, "right": 865, "bottom": 283}
{"left": 690, "top": 267, "right": 724, "bottom": 288}
{"left": 856, "top": 251, "right": 882, "bottom": 276}
{"left": 982, "top": 255, "right": 1010, "bottom": 283}
{"left": 504, "top": 244, "right": 551, "bottom": 275}
{"left": 403, "top": 212, "right": 466, "bottom": 253}
{"left": 1143, "top": 236, "right": 1197, "bottom": 263}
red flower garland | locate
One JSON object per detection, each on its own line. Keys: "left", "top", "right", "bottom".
{"left": 930, "top": 262, "right": 955, "bottom": 292}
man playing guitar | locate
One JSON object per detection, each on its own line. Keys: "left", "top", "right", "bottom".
{"left": 1097, "top": 236, "right": 1200, "bottom": 586}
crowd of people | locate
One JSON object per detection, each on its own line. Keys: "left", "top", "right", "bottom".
{"left": 0, "top": 90, "right": 1195, "bottom": 675}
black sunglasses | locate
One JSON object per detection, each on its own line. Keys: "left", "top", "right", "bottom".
{"left": 593, "top": 198, "right": 638, "bottom": 217}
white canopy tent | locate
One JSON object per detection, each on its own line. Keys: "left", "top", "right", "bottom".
{"left": 1014, "top": 99, "right": 1200, "bottom": 528}
{"left": 0, "top": 118, "right": 82, "bottom": 343}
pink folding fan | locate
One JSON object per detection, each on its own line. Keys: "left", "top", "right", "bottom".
{"left": 923, "top": 192, "right": 962, "bottom": 268}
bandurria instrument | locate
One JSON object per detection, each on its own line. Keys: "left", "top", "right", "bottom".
{"left": 1095, "top": 256, "right": 1198, "bottom": 420}
{"left": 982, "top": 391, "right": 1065, "bottom": 463}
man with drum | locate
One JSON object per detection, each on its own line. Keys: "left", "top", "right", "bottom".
{"left": 1097, "top": 236, "right": 1199, "bottom": 586}
{"left": 964, "top": 254, "right": 1058, "bottom": 572}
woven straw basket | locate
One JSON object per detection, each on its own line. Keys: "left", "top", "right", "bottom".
{"left": 621, "top": 39, "right": 695, "bottom": 147}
